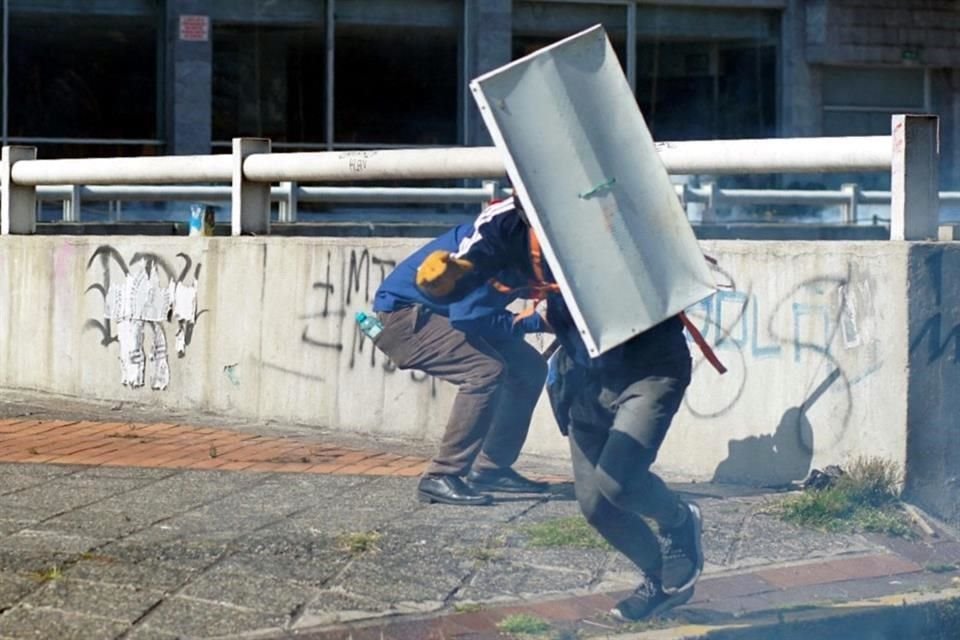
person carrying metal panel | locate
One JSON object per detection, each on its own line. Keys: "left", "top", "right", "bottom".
{"left": 368, "top": 212, "right": 552, "bottom": 506}
{"left": 417, "top": 196, "right": 706, "bottom": 621}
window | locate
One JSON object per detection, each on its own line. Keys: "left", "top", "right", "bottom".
{"left": 334, "top": 24, "right": 458, "bottom": 147}
{"left": 513, "top": 2, "right": 628, "bottom": 73}
{"left": 213, "top": 25, "right": 327, "bottom": 147}
{"left": 8, "top": 7, "right": 160, "bottom": 158}
{"left": 822, "top": 67, "right": 927, "bottom": 136}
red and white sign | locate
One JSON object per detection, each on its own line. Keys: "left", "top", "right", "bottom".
{"left": 179, "top": 15, "right": 209, "bottom": 42}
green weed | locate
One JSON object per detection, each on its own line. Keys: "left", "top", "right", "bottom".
{"left": 926, "top": 563, "right": 959, "bottom": 574}
{"left": 777, "top": 457, "right": 914, "bottom": 538}
{"left": 31, "top": 566, "right": 63, "bottom": 582}
{"left": 521, "top": 517, "right": 610, "bottom": 550}
{"left": 496, "top": 613, "right": 551, "bottom": 636}
{"left": 336, "top": 531, "right": 381, "bottom": 555}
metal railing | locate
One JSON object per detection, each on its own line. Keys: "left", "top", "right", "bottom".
{"left": 35, "top": 183, "right": 504, "bottom": 224}
{"left": 1, "top": 114, "right": 942, "bottom": 240}
{"left": 682, "top": 183, "right": 960, "bottom": 225}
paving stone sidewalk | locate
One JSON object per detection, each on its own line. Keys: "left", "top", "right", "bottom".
{"left": 0, "top": 395, "right": 958, "bottom": 639}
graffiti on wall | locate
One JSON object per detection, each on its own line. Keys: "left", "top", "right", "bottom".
{"left": 684, "top": 264, "right": 881, "bottom": 417}
{"left": 261, "top": 247, "right": 439, "bottom": 396}
{"left": 910, "top": 249, "right": 960, "bottom": 365}
{"left": 85, "top": 246, "right": 202, "bottom": 390}
{"left": 681, "top": 262, "right": 884, "bottom": 486}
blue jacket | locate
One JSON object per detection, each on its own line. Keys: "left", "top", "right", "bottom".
{"left": 450, "top": 198, "right": 686, "bottom": 367}
{"left": 372, "top": 222, "right": 549, "bottom": 341}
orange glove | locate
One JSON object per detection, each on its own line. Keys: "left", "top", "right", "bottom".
{"left": 415, "top": 250, "right": 475, "bottom": 297}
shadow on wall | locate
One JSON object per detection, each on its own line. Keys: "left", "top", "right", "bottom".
{"left": 712, "top": 367, "right": 841, "bottom": 487}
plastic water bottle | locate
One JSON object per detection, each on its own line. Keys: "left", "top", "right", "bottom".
{"left": 355, "top": 311, "right": 384, "bottom": 341}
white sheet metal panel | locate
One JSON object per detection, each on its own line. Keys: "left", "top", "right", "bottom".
{"left": 470, "top": 24, "right": 717, "bottom": 357}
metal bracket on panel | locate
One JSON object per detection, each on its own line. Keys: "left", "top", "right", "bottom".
{"left": 1, "top": 146, "right": 38, "bottom": 235}
{"left": 232, "top": 138, "right": 272, "bottom": 236}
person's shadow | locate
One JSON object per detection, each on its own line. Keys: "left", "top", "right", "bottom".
{"left": 712, "top": 368, "right": 840, "bottom": 487}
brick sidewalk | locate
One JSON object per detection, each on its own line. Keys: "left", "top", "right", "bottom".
{"left": 0, "top": 418, "right": 431, "bottom": 477}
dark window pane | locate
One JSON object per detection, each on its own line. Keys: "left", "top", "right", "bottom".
{"left": 823, "top": 110, "right": 895, "bottom": 137}
{"left": 823, "top": 67, "right": 925, "bottom": 109}
{"left": 637, "top": 41, "right": 776, "bottom": 141}
{"left": 9, "top": 10, "right": 158, "bottom": 141}
{"left": 212, "top": 25, "right": 326, "bottom": 144}
{"left": 335, "top": 24, "right": 457, "bottom": 146}
{"left": 512, "top": 2, "right": 627, "bottom": 74}
{"left": 718, "top": 45, "right": 776, "bottom": 139}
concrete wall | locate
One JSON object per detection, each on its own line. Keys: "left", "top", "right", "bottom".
{"left": 907, "top": 244, "right": 960, "bottom": 524}
{"left": 0, "top": 236, "right": 955, "bottom": 520}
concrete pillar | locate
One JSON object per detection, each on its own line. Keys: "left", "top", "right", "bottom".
{"left": 906, "top": 243, "right": 960, "bottom": 527}
{"left": 779, "top": 0, "right": 821, "bottom": 137}
{"left": 891, "top": 115, "right": 940, "bottom": 241}
{"left": 1, "top": 146, "right": 37, "bottom": 235}
{"left": 463, "top": 0, "right": 512, "bottom": 146}
{"left": 231, "top": 138, "right": 271, "bottom": 236}
{"left": 165, "top": 1, "right": 213, "bottom": 155}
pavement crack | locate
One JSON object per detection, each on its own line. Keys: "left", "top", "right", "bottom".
{"left": 723, "top": 502, "right": 754, "bottom": 566}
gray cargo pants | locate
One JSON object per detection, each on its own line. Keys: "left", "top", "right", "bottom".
{"left": 375, "top": 304, "right": 547, "bottom": 476}
{"left": 550, "top": 344, "right": 692, "bottom": 576}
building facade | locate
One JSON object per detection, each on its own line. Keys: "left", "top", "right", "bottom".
{"left": 5, "top": 0, "right": 960, "bottom": 187}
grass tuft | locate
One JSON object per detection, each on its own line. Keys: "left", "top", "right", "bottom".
{"left": 336, "top": 531, "right": 382, "bottom": 555}
{"left": 521, "top": 517, "right": 610, "bottom": 550}
{"left": 926, "top": 563, "right": 959, "bottom": 574}
{"left": 496, "top": 613, "right": 551, "bottom": 636}
{"left": 31, "top": 566, "right": 63, "bottom": 582}
{"left": 777, "top": 457, "right": 914, "bottom": 537}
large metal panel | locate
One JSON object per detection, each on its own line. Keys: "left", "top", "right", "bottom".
{"left": 469, "top": 24, "right": 716, "bottom": 357}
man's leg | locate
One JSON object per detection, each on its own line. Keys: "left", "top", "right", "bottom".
{"left": 569, "top": 355, "right": 700, "bottom": 620}
{"left": 569, "top": 422, "right": 664, "bottom": 573}
{"left": 464, "top": 337, "right": 548, "bottom": 492}
{"left": 593, "top": 356, "right": 703, "bottom": 596}
{"left": 374, "top": 307, "right": 509, "bottom": 503}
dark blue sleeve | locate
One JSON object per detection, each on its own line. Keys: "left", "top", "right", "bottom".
{"left": 448, "top": 283, "right": 522, "bottom": 341}
{"left": 451, "top": 311, "right": 522, "bottom": 341}
{"left": 451, "top": 199, "right": 529, "bottom": 278}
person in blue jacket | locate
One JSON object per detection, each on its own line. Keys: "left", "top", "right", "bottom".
{"left": 418, "top": 196, "right": 704, "bottom": 622}
{"left": 371, "top": 204, "right": 551, "bottom": 506}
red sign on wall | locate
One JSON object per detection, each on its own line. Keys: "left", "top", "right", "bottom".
{"left": 179, "top": 15, "right": 209, "bottom": 42}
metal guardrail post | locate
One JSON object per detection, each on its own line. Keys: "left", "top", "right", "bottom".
{"left": 481, "top": 179, "right": 500, "bottom": 206}
{"left": 841, "top": 183, "right": 860, "bottom": 224}
{"left": 232, "top": 137, "right": 272, "bottom": 235}
{"left": 63, "top": 184, "right": 81, "bottom": 222}
{"left": 701, "top": 181, "right": 717, "bottom": 224}
{"left": 1, "top": 145, "right": 37, "bottom": 234}
{"left": 890, "top": 114, "right": 939, "bottom": 241}
{"left": 277, "top": 181, "right": 298, "bottom": 223}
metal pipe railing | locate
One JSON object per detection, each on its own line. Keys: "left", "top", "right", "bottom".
{"left": 654, "top": 136, "right": 891, "bottom": 174}
{"left": 1, "top": 115, "right": 943, "bottom": 240}
{"left": 14, "top": 136, "right": 896, "bottom": 188}
{"left": 242, "top": 147, "right": 507, "bottom": 183}
{"left": 35, "top": 184, "right": 498, "bottom": 204}
{"left": 12, "top": 154, "right": 233, "bottom": 186}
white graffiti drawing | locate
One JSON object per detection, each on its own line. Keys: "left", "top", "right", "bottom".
{"left": 86, "top": 247, "right": 201, "bottom": 390}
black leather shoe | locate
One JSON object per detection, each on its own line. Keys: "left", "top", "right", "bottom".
{"left": 417, "top": 474, "right": 493, "bottom": 506}
{"left": 465, "top": 467, "right": 549, "bottom": 493}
